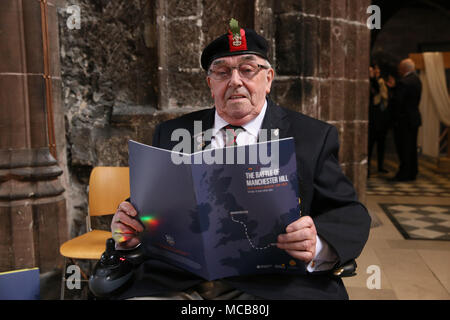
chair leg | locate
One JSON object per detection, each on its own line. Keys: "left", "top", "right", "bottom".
{"left": 69, "top": 258, "right": 89, "bottom": 280}
{"left": 60, "top": 257, "right": 66, "bottom": 300}
{"left": 60, "top": 257, "right": 97, "bottom": 299}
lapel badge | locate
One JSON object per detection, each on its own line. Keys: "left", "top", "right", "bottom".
{"left": 196, "top": 133, "right": 205, "bottom": 150}
{"left": 193, "top": 132, "right": 204, "bottom": 150}
{"left": 274, "top": 128, "right": 279, "bottom": 137}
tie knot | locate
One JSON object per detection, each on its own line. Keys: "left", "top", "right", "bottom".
{"left": 223, "top": 124, "right": 244, "bottom": 146}
{"left": 224, "top": 124, "right": 244, "bottom": 131}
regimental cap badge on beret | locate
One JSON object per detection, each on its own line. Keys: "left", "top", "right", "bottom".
{"left": 200, "top": 18, "right": 269, "bottom": 70}
{"left": 228, "top": 18, "right": 246, "bottom": 49}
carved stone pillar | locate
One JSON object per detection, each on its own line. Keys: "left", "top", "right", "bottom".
{"left": 0, "top": 0, "right": 67, "bottom": 272}
{"left": 271, "top": 0, "right": 371, "bottom": 204}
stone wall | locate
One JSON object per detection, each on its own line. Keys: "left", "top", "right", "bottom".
{"left": 58, "top": 0, "right": 161, "bottom": 235}
{"left": 270, "top": 0, "right": 371, "bottom": 202}
{"left": 57, "top": 0, "right": 371, "bottom": 237}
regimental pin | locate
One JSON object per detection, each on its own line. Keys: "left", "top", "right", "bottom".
{"left": 196, "top": 140, "right": 205, "bottom": 150}
{"left": 232, "top": 34, "right": 242, "bottom": 47}
{"left": 230, "top": 18, "right": 242, "bottom": 47}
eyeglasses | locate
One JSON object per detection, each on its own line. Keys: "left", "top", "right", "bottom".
{"left": 208, "top": 62, "right": 270, "bottom": 81}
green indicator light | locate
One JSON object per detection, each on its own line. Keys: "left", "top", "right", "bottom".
{"left": 141, "top": 216, "right": 154, "bottom": 222}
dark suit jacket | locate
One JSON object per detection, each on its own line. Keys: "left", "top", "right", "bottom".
{"left": 390, "top": 72, "right": 422, "bottom": 128}
{"left": 118, "top": 98, "right": 371, "bottom": 300}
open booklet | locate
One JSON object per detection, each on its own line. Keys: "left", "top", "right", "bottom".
{"left": 128, "top": 138, "right": 307, "bottom": 281}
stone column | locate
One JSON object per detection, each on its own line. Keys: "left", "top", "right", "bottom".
{"left": 0, "top": 0, "right": 67, "bottom": 272}
{"left": 271, "top": 0, "right": 371, "bottom": 203}
{"left": 156, "top": 0, "right": 209, "bottom": 110}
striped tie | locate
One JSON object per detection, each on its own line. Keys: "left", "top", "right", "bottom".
{"left": 224, "top": 124, "right": 244, "bottom": 146}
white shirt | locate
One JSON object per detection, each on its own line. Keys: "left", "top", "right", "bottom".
{"left": 211, "top": 100, "right": 338, "bottom": 272}
{"left": 210, "top": 100, "right": 267, "bottom": 148}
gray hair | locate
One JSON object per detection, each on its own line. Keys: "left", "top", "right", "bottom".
{"left": 400, "top": 58, "right": 416, "bottom": 73}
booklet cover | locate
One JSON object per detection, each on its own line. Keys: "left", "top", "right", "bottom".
{"left": 0, "top": 268, "right": 40, "bottom": 300}
{"left": 128, "top": 138, "right": 306, "bottom": 281}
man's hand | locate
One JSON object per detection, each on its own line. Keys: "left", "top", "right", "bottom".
{"left": 386, "top": 75, "right": 396, "bottom": 88}
{"left": 276, "top": 216, "right": 317, "bottom": 263}
{"left": 111, "top": 201, "right": 144, "bottom": 249}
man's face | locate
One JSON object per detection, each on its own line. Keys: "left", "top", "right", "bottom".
{"left": 374, "top": 65, "right": 380, "bottom": 78}
{"left": 206, "top": 54, "right": 274, "bottom": 126}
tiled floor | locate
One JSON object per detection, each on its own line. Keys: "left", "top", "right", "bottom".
{"left": 344, "top": 155, "right": 450, "bottom": 300}
{"left": 367, "top": 158, "right": 450, "bottom": 197}
{"left": 379, "top": 203, "right": 450, "bottom": 240}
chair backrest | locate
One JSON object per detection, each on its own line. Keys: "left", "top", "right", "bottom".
{"left": 88, "top": 167, "right": 130, "bottom": 216}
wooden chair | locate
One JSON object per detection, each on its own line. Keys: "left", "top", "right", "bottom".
{"left": 59, "top": 167, "right": 129, "bottom": 299}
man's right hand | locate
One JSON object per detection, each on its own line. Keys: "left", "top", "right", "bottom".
{"left": 111, "top": 201, "right": 144, "bottom": 250}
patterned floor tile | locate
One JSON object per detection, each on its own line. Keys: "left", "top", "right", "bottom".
{"left": 439, "top": 221, "right": 450, "bottom": 228}
{"left": 379, "top": 203, "right": 450, "bottom": 241}
{"left": 367, "top": 156, "right": 450, "bottom": 197}
{"left": 409, "top": 229, "right": 445, "bottom": 239}
{"left": 388, "top": 205, "right": 418, "bottom": 212}
{"left": 421, "top": 206, "right": 449, "bottom": 213}
{"left": 402, "top": 220, "right": 434, "bottom": 229}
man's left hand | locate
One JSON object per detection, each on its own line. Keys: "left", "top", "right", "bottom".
{"left": 276, "top": 216, "right": 317, "bottom": 263}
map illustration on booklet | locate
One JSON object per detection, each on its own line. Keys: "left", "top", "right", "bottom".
{"left": 128, "top": 137, "right": 306, "bottom": 280}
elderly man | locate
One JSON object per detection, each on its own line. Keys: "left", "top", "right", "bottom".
{"left": 111, "top": 23, "right": 371, "bottom": 300}
{"left": 389, "top": 58, "right": 422, "bottom": 181}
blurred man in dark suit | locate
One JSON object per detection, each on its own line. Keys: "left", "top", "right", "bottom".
{"left": 389, "top": 58, "right": 422, "bottom": 181}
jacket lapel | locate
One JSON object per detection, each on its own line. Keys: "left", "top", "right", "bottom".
{"left": 260, "top": 98, "right": 291, "bottom": 141}
{"left": 261, "top": 99, "right": 303, "bottom": 214}
{"left": 191, "top": 107, "right": 216, "bottom": 153}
